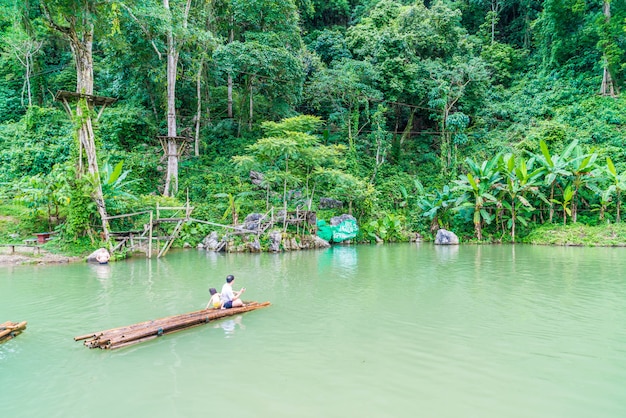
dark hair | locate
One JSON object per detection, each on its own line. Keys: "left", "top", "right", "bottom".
{"left": 209, "top": 288, "right": 217, "bottom": 295}
{"left": 226, "top": 275, "right": 235, "bottom": 283}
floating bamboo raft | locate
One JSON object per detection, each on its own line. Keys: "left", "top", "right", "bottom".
{"left": 0, "top": 321, "right": 27, "bottom": 343}
{"left": 75, "top": 301, "right": 271, "bottom": 350}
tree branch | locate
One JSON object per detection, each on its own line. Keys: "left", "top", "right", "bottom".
{"left": 116, "top": 3, "right": 163, "bottom": 60}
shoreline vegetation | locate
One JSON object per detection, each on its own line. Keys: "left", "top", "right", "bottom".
{"left": 3, "top": 223, "right": 626, "bottom": 266}
{"left": 3, "top": 2, "right": 626, "bottom": 268}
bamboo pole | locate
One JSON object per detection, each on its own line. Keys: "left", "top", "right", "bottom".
{"left": 148, "top": 211, "right": 153, "bottom": 258}
{"left": 83, "top": 304, "right": 269, "bottom": 346}
{"left": 76, "top": 302, "right": 270, "bottom": 349}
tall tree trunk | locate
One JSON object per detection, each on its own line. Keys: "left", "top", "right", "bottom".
{"left": 600, "top": 0, "right": 619, "bottom": 97}
{"left": 227, "top": 27, "right": 234, "bottom": 118}
{"left": 194, "top": 57, "right": 203, "bottom": 156}
{"left": 163, "top": 0, "right": 179, "bottom": 197}
{"left": 248, "top": 77, "right": 254, "bottom": 130}
{"left": 43, "top": 5, "right": 111, "bottom": 243}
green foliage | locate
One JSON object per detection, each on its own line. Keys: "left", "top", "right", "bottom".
{"left": 551, "top": 184, "right": 574, "bottom": 225}
{"left": 453, "top": 154, "right": 501, "bottom": 239}
{"left": 100, "top": 160, "right": 140, "bottom": 214}
{"left": 2, "top": 0, "right": 626, "bottom": 251}
{"left": 523, "top": 223, "right": 626, "bottom": 246}
{"left": 415, "top": 180, "right": 456, "bottom": 232}
{"left": 0, "top": 106, "right": 72, "bottom": 183}
{"left": 62, "top": 177, "right": 97, "bottom": 241}
{"left": 97, "top": 104, "right": 158, "bottom": 152}
{"left": 13, "top": 162, "right": 72, "bottom": 230}
{"left": 480, "top": 42, "right": 527, "bottom": 86}
{"left": 361, "top": 212, "right": 406, "bottom": 243}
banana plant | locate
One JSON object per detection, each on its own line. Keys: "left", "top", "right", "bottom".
{"left": 551, "top": 185, "right": 574, "bottom": 225}
{"left": 453, "top": 155, "right": 501, "bottom": 240}
{"left": 214, "top": 190, "right": 256, "bottom": 226}
{"left": 567, "top": 145, "right": 598, "bottom": 223}
{"left": 531, "top": 139, "right": 575, "bottom": 222}
{"left": 415, "top": 180, "right": 456, "bottom": 233}
{"left": 495, "top": 154, "right": 547, "bottom": 242}
{"left": 100, "top": 161, "right": 140, "bottom": 201}
{"left": 605, "top": 156, "right": 626, "bottom": 222}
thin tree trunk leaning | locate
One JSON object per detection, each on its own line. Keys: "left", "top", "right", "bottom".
{"left": 75, "top": 302, "right": 270, "bottom": 350}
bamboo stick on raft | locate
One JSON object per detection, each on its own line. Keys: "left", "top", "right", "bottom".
{"left": 0, "top": 329, "right": 13, "bottom": 339}
{"left": 0, "top": 321, "right": 27, "bottom": 342}
{"left": 104, "top": 303, "right": 268, "bottom": 346}
{"left": 84, "top": 310, "right": 217, "bottom": 346}
{"left": 75, "top": 309, "right": 221, "bottom": 341}
{"left": 0, "top": 321, "right": 26, "bottom": 331}
{"left": 78, "top": 302, "right": 270, "bottom": 349}
{"left": 88, "top": 316, "right": 205, "bottom": 348}
{"left": 108, "top": 318, "right": 218, "bottom": 350}
{"left": 108, "top": 334, "right": 159, "bottom": 350}
{"left": 106, "top": 314, "right": 215, "bottom": 346}
{"left": 108, "top": 319, "right": 216, "bottom": 349}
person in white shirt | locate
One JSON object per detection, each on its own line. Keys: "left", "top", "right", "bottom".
{"left": 220, "top": 274, "right": 246, "bottom": 308}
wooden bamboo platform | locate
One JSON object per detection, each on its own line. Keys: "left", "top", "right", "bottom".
{"left": 74, "top": 302, "right": 271, "bottom": 350}
{"left": 0, "top": 321, "right": 27, "bottom": 343}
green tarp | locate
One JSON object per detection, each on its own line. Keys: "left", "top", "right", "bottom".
{"left": 316, "top": 219, "right": 359, "bottom": 243}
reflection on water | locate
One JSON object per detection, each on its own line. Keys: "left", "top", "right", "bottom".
{"left": 89, "top": 263, "right": 112, "bottom": 280}
{"left": 214, "top": 315, "right": 245, "bottom": 337}
{"left": 433, "top": 243, "right": 459, "bottom": 262}
{"left": 1, "top": 244, "right": 626, "bottom": 418}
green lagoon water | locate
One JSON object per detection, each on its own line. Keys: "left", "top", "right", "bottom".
{"left": 1, "top": 243, "right": 625, "bottom": 417}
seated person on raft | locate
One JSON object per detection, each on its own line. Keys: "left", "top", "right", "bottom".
{"left": 206, "top": 288, "right": 222, "bottom": 309}
{"left": 220, "top": 274, "right": 246, "bottom": 308}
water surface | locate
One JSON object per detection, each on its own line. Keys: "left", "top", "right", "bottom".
{"left": 1, "top": 244, "right": 625, "bottom": 417}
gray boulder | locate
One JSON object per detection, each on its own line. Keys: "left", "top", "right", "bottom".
{"left": 269, "top": 231, "right": 282, "bottom": 252}
{"left": 201, "top": 231, "right": 221, "bottom": 250}
{"left": 300, "top": 235, "right": 331, "bottom": 249}
{"left": 246, "top": 237, "right": 261, "bottom": 252}
{"left": 319, "top": 197, "right": 343, "bottom": 209}
{"left": 330, "top": 214, "right": 356, "bottom": 226}
{"left": 244, "top": 213, "right": 265, "bottom": 230}
{"left": 435, "top": 229, "right": 459, "bottom": 245}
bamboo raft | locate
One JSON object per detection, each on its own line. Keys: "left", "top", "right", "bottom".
{"left": 75, "top": 301, "right": 271, "bottom": 350}
{"left": 0, "top": 321, "right": 27, "bottom": 343}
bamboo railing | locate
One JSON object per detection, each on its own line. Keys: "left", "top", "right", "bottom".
{"left": 75, "top": 302, "right": 270, "bottom": 350}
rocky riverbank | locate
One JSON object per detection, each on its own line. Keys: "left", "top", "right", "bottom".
{"left": 0, "top": 252, "right": 83, "bottom": 266}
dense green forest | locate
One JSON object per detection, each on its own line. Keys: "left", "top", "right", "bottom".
{"left": 1, "top": 0, "right": 626, "bottom": 252}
